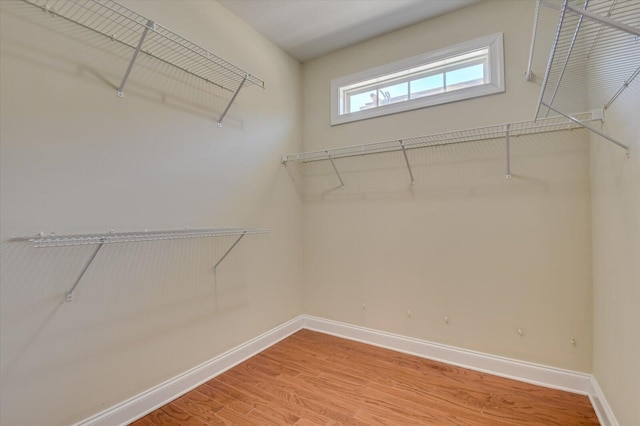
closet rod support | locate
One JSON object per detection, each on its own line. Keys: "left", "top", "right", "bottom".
{"left": 542, "top": 103, "right": 629, "bottom": 157}
{"left": 399, "top": 140, "right": 415, "bottom": 185}
{"left": 565, "top": 3, "right": 640, "bottom": 36}
{"left": 605, "top": 66, "right": 640, "bottom": 110}
{"left": 505, "top": 124, "right": 512, "bottom": 179}
{"left": 117, "top": 20, "right": 155, "bottom": 98}
{"left": 67, "top": 241, "right": 104, "bottom": 302}
{"left": 327, "top": 151, "right": 345, "bottom": 188}
{"left": 525, "top": 0, "right": 542, "bottom": 81}
{"left": 213, "top": 232, "right": 246, "bottom": 274}
{"left": 218, "top": 74, "right": 248, "bottom": 127}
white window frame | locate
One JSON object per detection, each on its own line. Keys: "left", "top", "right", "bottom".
{"left": 331, "top": 33, "right": 505, "bottom": 125}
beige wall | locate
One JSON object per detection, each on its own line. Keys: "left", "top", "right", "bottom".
{"left": 299, "top": 0, "right": 594, "bottom": 371}
{"left": 0, "top": 1, "right": 302, "bottom": 425}
{"left": 590, "top": 75, "right": 640, "bottom": 424}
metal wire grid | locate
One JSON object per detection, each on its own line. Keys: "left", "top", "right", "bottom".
{"left": 21, "top": 0, "right": 265, "bottom": 92}
{"left": 536, "top": 0, "right": 640, "bottom": 118}
{"left": 27, "top": 228, "right": 270, "bottom": 248}
{"left": 282, "top": 113, "right": 592, "bottom": 163}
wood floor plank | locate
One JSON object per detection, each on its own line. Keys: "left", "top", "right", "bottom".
{"left": 221, "top": 368, "right": 336, "bottom": 424}
{"left": 214, "top": 407, "right": 260, "bottom": 426}
{"left": 132, "top": 329, "right": 599, "bottom": 425}
{"left": 140, "top": 403, "right": 208, "bottom": 426}
{"left": 170, "top": 390, "right": 226, "bottom": 425}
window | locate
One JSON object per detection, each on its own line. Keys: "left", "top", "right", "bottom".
{"left": 331, "top": 33, "right": 505, "bottom": 125}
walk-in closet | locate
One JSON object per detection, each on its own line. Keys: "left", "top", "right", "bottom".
{"left": 1, "top": 0, "right": 638, "bottom": 424}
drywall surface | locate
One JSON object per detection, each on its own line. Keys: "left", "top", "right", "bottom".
{"left": 0, "top": 1, "right": 302, "bottom": 425}
{"left": 590, "top": 75, "right": 640, "bottom": 424}
{"left": 298, "top": 0, "right": 593, "bottom": 372}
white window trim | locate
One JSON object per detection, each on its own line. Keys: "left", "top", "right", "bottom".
{"left": 331, "top": 33, "right": 505, "bottom": 125}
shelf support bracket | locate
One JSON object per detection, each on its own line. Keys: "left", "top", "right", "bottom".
{"left": 213, "top": 232, "right": 246, "bottom": 274}
{"left": 326, "top": 151, "right": 345, "bottom": 188}
{"left": 66, "top": 240, "right": 104, "bottom": 302}
{"left": 605, "top": 65, "right": 640, "bottom": 110}
{"left": 218, "top": 74, "right": 248, "bottom": 127}
{"left": 505, "top": 124, "right": 512, "bottom": 179}
{"left": 525, "top": 0, "right": 543, "bottom": 81}
{"left": 117, "top": 20, "right": 155, "bottom": 98}
{"left": 542, "top": 103, "right": 629, "bottom": 157}
{"left": 399, "top": 140, "right": 415, "bottom": 185}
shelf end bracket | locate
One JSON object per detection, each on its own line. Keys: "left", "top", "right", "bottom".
{"left": 399, "top": 140, "right": 415, "bottom": 185}
{"left": 326, "top": 151, "right": 345, "bottom": 188}
{"left": 213, "top": 232, "right": 246, "bottom": 275}
{"left": 218, "top": 75, "right": 248, "bottom": 127}
{"left": 505, "top": 124, "right": 512, "bottom": 179}
{"left": 66, "top": 240, "right": 104, "bottom": 302}
{"left": 117, "top": 20, "right": 155, "bottom": 98}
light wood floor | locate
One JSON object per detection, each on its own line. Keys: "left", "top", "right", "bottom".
{"left": 131, "top": 329, "right": 599, "bottom": 425}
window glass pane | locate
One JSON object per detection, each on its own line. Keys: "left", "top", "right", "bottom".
{"left": 348, "top": 92, "right": 376, "bottom": 113}
{"left": 445, "top": 63, "right": 484, "bottom": 90}
{"left": 410, "top": 74, "right": 444, "bottom": 99}
{"left": 378, "top": 82, "right": 408, "bottom": 105}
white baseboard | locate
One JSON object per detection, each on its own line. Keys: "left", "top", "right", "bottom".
{"left": 589, "top": 376, "right": 619, "bottom": 426}
{"left": 73, "top": 314, "right": 617, "bottom": 426}
{"left": 73, "top": 316, "right": 304, "bottom": 426}
{"left": 302, "top": 316, "right": 594, "bottom": 395}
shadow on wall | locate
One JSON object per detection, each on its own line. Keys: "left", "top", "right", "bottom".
{"left": 0, "top": 235, "right": 253, "bottom": 394}
{"left": 0, "top": 2, "right": 246, "bottom": 129}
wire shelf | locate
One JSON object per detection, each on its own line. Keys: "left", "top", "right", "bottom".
{"left": 537, "top": 0, "right": 639, "bottom": 116}
{"left": 532, "top": 0, "right": 638, "bottom": 153}
{"left": 17, "top": 227, "right": 269, "bottom": 301}
{"left": 282, "top": 113, "right": 593, "bottom": 164}
{"left": 22, "top": 0, "right": 264, "bottom": 91}
{"left": 26, "top": 228, "right": 269, "bottom": 248}
{"left": 20, "top": 0, "right": 264, "bottom": 124}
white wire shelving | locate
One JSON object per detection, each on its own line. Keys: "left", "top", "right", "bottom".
{"left": 531, "top": 0, "right": 639, "bottom": 155}
{"left": 19, "top": 228, "right": 269, "bottom": 301}
{"left": 282, "top": 113, "right": 595, "bottom": 187}
{"left": 21, "top": 0, "right": 265, "bottom": 126}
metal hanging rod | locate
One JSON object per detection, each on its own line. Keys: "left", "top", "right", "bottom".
{"left": 21, "top": 0, "right": 264, "bottom": 125}
{"left": 533, "top": 0, "right": 639, "bottom": 151}
{"left": 19, "top": 228, "right": 269, "bottom": 302}
{"left": 282, "top": 113, "right": 595, "bottom": 186}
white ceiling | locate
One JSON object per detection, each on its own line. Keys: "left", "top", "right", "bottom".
{"left": 217, "top": 0, "right": 483, "bottom": 62}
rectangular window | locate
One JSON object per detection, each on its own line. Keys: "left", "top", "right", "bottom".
{"left": 331, "top": 33, "right": 505, "bottom": 125}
